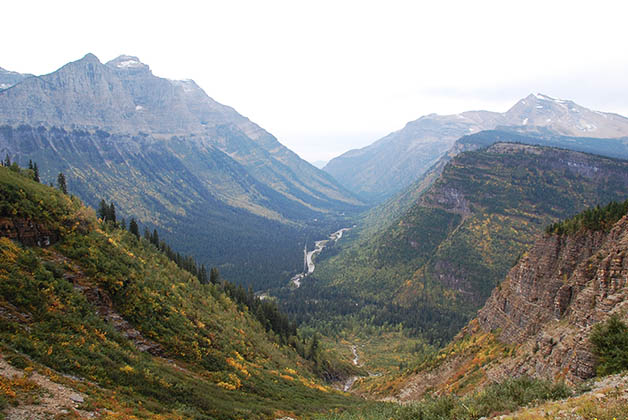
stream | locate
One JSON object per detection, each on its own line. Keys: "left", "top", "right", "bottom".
{"left": 290, "top": 227, "right": 351, "bottom": 288}
{"left": 343, "top": 345, "right": 360, "bottom": 391}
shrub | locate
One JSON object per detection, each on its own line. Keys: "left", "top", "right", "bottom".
{"left": 590, "top": 314, "right": 628, "bottom": 376}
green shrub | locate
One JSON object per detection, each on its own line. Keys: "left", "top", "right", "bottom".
{"left": 315, "top": 376, "right": 571, "bottom": 420}
{"left": 590, "top": 314, "right": 628, "bottom": 376}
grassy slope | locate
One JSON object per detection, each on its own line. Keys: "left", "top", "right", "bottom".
{"left": 0, "top": 165, "right": 363, "bottom": 419}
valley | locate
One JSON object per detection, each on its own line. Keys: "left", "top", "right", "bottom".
{"left": 2, "top": 52, "right": 628, "bottom": 420}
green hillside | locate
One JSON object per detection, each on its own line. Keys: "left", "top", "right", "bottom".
{"left": 288, "top": 143, "right": 628, "bottom": 345}
{"left": 0, "top": 164, "right": 364, "bottom": 419}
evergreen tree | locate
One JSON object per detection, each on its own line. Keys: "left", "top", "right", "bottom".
{"left": 3, "top": 154, "right": 10, "bottom": 167}
{"left": 119, "top": 218, "right": 126, "bottom": 230}
{"left": 109, "top": 202, "right": 116, "bottom": 223}
{"left": 57, "top": 172, "right": 67, "bottom": 194}
{"left": 151, "top": 229, "right": 159, "bottom": 246}
{"left": 28, "top": 160, "right": 33, "bottom": 170}
{"left": 307, "top": 333, "right": 320, "bottom": 361}
{"left": 98, "top": 199, "right": 108, "bottom": 220}
{"left": 199, "top": 264, "right": 208, "bottom": 284}
{"left": 129, "top": 218, "right": 140, "bottom": 239}
{"left": 210, "top": 267, "right": 221, "bottom": 284}
{"left": 33, "top": 163, "right": 40, "bottom": 182}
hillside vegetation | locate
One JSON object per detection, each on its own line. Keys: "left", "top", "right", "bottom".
{"left": 322, "top": 200, "right": 628, "bottom": 420}
{"left": 0, "top": 164, "right": 363, "bottom": 419}
{"left": 300, "top": 143, "right": 628, "bottom": 346}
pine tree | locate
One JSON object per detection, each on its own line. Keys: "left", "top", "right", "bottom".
{"left": 98, "top": 199, "right": 108, "bottom": 220}
{"left": 57, "top": 172, "right": 67, "bottom": 194}
{"left": 151, "top": 229, "right": 159, "bottom": 246}
{"left": 198, "top": 264, "right": 208, "bottom": 284}
{"left": 129, "top": 218, "right": 140, "bottom": 239}
{"left": 33, "top": 163, "right": 40, "bottom": 182}
{"left": 210, "top": 267, "right": 221, "bottom": 284}
{"left": 109, "top": 202, "right": 116, "bottom": 223}
{"left": 3, "top": 154, "right": 10, "bottom": 167}
{"left": 28, "top": 160, "right": 33, "bottom": 170}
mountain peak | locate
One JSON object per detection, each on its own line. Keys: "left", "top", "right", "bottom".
{"left": 78, "top": 53, "right": 102, "bottom": 64}
{"left": 106, "top": 55, "right": 150, "bottom": 71}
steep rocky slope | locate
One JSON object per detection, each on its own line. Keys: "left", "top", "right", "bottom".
{"left": 0, "top": 53, "right": 362, "bottom": 288}
{"left": 381, "top": 204, "right": 628, "bottom": 402}
{"left": 324, "top": 94, "right": 628, "bottom": 202}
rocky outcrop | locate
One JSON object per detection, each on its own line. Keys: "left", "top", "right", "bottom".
{"left": 0, "top": 217, "right": 59, "bottom": 247}
{"left": 477, "top": 214, "right": 628, "bottom": 383}
{"left": 392, "top": 213, "right": 628, "bottom": 402}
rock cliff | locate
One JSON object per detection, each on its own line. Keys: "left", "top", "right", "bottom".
{"left": 391, "top": 210, "right": 628, "bottom": 402}
{"left": 477, "top": 213, "right": 628, "bottom": 383}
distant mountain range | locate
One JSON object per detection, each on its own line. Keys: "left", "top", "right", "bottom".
{"left": 0, "top": 54, "right": 363, "bottom": 288}
{"left": 324, "top": 93, "right": 628, "bottom": 202}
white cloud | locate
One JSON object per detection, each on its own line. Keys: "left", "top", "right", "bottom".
{"left": 2, "top": 0, "right": 628, "bottom": 161}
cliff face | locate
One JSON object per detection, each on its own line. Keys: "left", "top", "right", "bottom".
{"left": 477, "top": 215, "right": 628, "bottom": 383}
{"left": 385, "top": 212, "right": 628, "bottom": 402}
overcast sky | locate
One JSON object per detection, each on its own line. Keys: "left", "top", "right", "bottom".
{"left": 3, "top": 0, "right": 628, "bottom": 162}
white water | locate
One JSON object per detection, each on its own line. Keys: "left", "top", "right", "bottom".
{"left": 290, "top": 227, "right": 350, "bottom": 288}
{"left": 343, "top": 345, "right": 360, "bottom": 391}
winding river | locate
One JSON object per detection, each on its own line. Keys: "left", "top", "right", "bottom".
{"left": 290, "top": 227, "right": 351, "bottom": 288}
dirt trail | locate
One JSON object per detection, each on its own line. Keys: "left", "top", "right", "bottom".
{"left": 0, "top": 356, "right": 97, "bottom": 419}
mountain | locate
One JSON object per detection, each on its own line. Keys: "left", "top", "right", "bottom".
{"left": 0, "top": 67, "right": 31, "bottom": 90}
{"left": 378, "top": 200, "right": 628, "bottom": 402}
{"left": 324, "top": 94, "right": 628, "bottom": 202}
{"left": 299, "top": 143, "right": 628, "bottom": 345}
{"left": 0, "top": 164, "right": 363, "bottom": 419}
{"left": 311, "top": 160, "right": 328, "bottom": 169}
{"left": 0, "top": 53, "right": 363, "bottom": 289}
{"left": 360, "top": 129, "right": 628, "bottom": 238}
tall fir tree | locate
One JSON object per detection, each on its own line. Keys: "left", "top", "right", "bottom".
{"left": 210, "top": 267, "right": 221, "bottom": 284}
{"left": 129, "top": 218, "right": 140, "bottom": 239}
{"left": 57, "top": 172, "right": 67, "bottom": 194}
{"left": 109, "top": 202, "right": 116, "bottom": 223}
{"left": 98, "top": 199, "right": 108, "bottom": 220}
{"left": 33, "top": 163, "right": 40, "bottom": 183}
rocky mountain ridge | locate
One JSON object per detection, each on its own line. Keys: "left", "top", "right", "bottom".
{"left": 324, "top": 94, "right": 628, "bottom": 202}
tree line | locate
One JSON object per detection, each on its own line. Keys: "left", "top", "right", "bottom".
{"left": 2, "top": 154, "right": 67, "bottom": 194}
{"left": 97, "top": 198, "right": 299, "bottom": 344}
{"left": 546, "top": 199, "right": 628, "bottom": 235}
